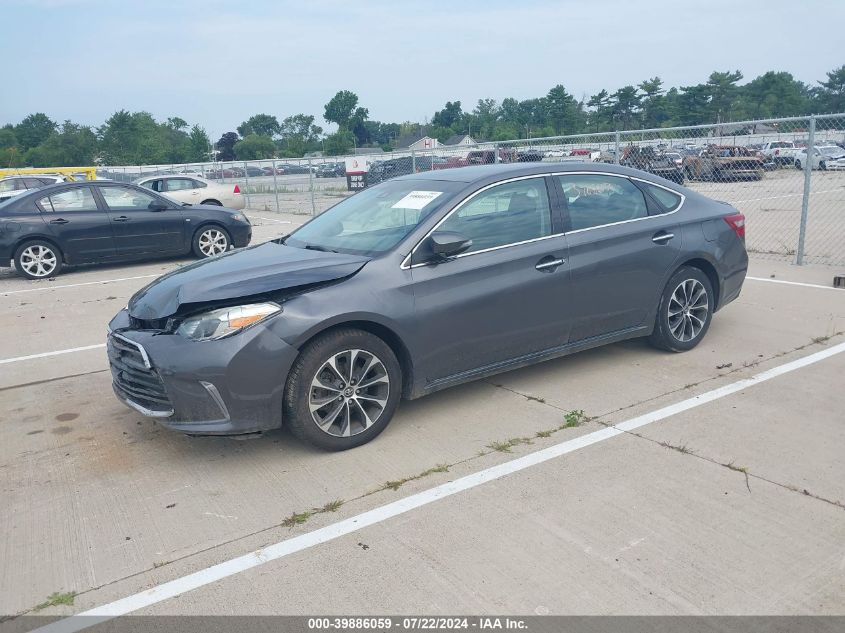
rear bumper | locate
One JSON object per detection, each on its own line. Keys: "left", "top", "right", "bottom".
{"left": 108, "top": 308, "right": 298, "bottom": 435}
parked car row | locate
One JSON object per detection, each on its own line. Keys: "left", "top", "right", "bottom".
{"left": 0, "top": 174, "right": 71, "bottom": 203}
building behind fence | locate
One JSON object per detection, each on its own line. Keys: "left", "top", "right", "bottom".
{"left": 96, "top": 114, "right": 845, "bottom": 267}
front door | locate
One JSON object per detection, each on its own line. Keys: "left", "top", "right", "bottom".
{"left": 38, "top": 186, "right": 116, "bottom": 261}
{"left": 408, "top": 176, "right": 572, "bottom": 383}
{"left": 554, "top": 173, "right": 683, "bottom": 341}
{"left": 97, "top": 185, "right": 185, "bottom": 255}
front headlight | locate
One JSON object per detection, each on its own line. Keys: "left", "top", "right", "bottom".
{"left": 230, "top": 213, "right": 249, "bottom": 223}
{"left": 176, "top": 302, "right": 280, "bottom": 341}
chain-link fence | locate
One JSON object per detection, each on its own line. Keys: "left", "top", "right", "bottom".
{"left": 96, "top": 114, "right": 845, "bottom": 266}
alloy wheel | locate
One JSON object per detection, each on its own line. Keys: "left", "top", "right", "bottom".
{"left": 198, "top": 229, "right": 228, "bottom": 256}
{"left": 668, "top": 279, "right": 709, "bottom": 343}
{"left": 19, "top": 245, "right": 58, "bottom": 278}
{"left": 309, "top": 349, "right": 390, "bottom": 437}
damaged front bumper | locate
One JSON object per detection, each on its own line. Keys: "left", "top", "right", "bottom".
{"left": 107, "top": 308, "right": 299, "bottom": 435}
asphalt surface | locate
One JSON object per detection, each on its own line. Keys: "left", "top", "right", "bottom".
{"left": 0, "top": 214, "right": 843, "bottom": 620}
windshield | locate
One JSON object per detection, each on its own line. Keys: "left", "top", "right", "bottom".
{"left": 285, "top": 179, "right": 461, "bottom": 256}
{"left": 819, "top": 146, "right": 844, "bottom": 157}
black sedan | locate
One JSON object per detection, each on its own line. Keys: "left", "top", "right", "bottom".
{"left": 0, "top": 181, "right": 252, "bottom": 279}
{"left": 108, "top": 163, "right": 747, "bottom": 451}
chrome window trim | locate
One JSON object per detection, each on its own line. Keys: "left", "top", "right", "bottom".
{"left": 400, "top": 170, "right": 685, "bottom": 269}
{"left": 400, "top": 174, "right": 558, "bottom": 270}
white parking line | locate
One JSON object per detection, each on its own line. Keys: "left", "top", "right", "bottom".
{"left": 34, "top": 340, "right": 845, "bottom": 632}
{"left": 0, "top": 274, "right": 160, "bottom": 296}
{"left": 727, "top": 187, "right": 842, "bottom": 204}
{"left": 747, "top": 276, "right": 839, "bottom": 291}
{"left": 250, "top": 216, "right": 292, "bottom": 224}
{"left": 0, "top": 344, "right": 106, "bottom": 365}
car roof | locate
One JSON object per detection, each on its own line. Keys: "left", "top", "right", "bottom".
{"left": 393, "top": 161, "right": 652, "bottom": 183}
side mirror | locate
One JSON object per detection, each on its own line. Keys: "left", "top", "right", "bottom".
{"left": 149, "top": 200, "right": 168, "bottom": 211}
{"left": 427, "top": 230, "right": 473, "bottom": 261}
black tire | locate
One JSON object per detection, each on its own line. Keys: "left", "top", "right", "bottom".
{"left": 284, "top": 328, "right": 402, "bottom": 451}
{"left": 820, "top": 161, "right": 827, "bottom": 171}
{"left": 795, "top": 160, "right": 802, "bottom": 170}
{"left": 14, "top": 240, "right": 63, "bottom": 280}
{"left": 648, "top": 266, "right": 714, "bottom": 353}
{"left": 201, "top": 199, "right": 222, "bottom": 206}
{"left": 191, "top": 225, "right": 231, "bottom": 258}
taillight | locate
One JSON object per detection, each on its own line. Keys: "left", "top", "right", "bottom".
{"left": 724, "top": 213, "right": 745, "bottom": 239}
{"left": 233, "top": 184, "right": 241, "bottom": 194}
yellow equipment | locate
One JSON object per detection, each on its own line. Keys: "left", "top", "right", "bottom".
{"left": 0, "top": 166, "right": 98, "bottom": 181}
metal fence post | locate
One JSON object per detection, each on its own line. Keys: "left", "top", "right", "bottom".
{"left": 308, "top": 157, "right": 316, "bottom": 216}
{"left": 242, "top": 161, "right": 251, "bottom": 209}
{"left": 796, "top": 115, "right": 816, "bottom": 265}
{"left": 271, "top": 158, "right": 280, "bottom": 213}
{"left": 494, "top": 142, "right": 500, "bottom": 164}
{"left": 411, "top": 149, "right": 416, "bottom": 173}
{"left": 614, "top": 131, "right": 620, "bottom": 165}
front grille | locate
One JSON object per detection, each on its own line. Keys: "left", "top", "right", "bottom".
{"left": 107, "top": 333, "right": 172, "bottom": 414}
{"left": 129, "top": 315, "right": 168, "bottom": 330}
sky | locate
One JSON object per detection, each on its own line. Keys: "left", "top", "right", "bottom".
{"left": 1, "top": 0, "right": 843, "bottom": 139}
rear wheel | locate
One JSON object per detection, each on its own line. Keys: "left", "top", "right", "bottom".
{"left": 284, "top": 328, "right": 402, "bottom": 451}
{"left": 201, "top": 199, "right": 222, "bottom": 206}
{"left": 14, "top": 240, "right": 63, "bottom": 280}
{"left": 192, "top": 225, "right": 230, "bottom": 258}
{"left": 648, "top": 266, "right": 714, "bottom": 352}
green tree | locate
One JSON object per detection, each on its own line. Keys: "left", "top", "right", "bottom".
{"left": 237, "top": 114, "right": 281, "bottom": 138}
{"left": 432, "top": 101, "right": 463, "bottom": 129}
{"left": 706, "top": 70, "right": 743, "bottom": 122}
{"left": 166, "top": 117, "right": 188, "bottom": 131}
{"left": 216, "top": 132, "right": 238, "bottom": 161}
{"left": 816, "top": 65, "right": 845, "bottom": 113}
{"left": 14, "top": 113, "right": 57, "bottom": 151}
{"left": 324, "top": 90, "right": 360, "bottom": 130}
{"left": 98, "top": 110, "right": 170, "bottom": 164}
{"left": 233, "top": 134, "right": 276, "bottom": 160}
{"left": 24, "top": 121, "right": 97, "bottom": 167}
{"left": 610, "top": 85, "right": 641, "bottom": 129}
{"left": 637, "top": 77, "right": 666, "bottom": 128}
{"left": 187, "top": 125, "right": 211, "bottom": 162}
{"left": 0, "top": 126, "right": 22, "bottom": 167}
{"left": 587, "top": 89, "right": 612, "bottom": 131}
{"left": 738, "top": 71, "right": 809, "bottom": 119}
{"left": 279, "top": 114, "right": 323, "bottom": 157}
{"left": 323, "top": 130, "right": 355, "bottom": 156}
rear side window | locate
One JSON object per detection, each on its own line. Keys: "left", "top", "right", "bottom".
{"left": 642, "top": 183, "right": 683, "bottom": 213}
{"left": 39, "top": 188, "right": 97, "bottom": 213}
{"left": 166, "top": 178, "right": 197, "bottom": 191}
{"left": 557, "top": 175, "right": 648, "bottom": 231}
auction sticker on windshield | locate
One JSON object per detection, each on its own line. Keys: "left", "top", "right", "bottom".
{"left": 392, "top": 190, "right": 443, "bottom": 209}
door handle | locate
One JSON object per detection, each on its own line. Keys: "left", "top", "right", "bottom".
{"left": 535, "top": 257, "right": 565, "bottom": 272}
{"left": 652, "top": 231, "right": 675, "bottom": 244}
{"left": 49, "top": 218, "right": 69, "bottom": 225}
{"left": 113, "top": 216, "right": 130, "bottom": 222}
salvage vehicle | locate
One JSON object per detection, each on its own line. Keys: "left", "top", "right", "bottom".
{"left": 793, "top": 145, "right": 845, "bottom": 170}
{"left": 619, "top": 145, "right": 685, "bottom": 184}
{"left": 135, "top": 175, "right": 245, "bottom": 209}
{"left": 107, "top": 162, "right": 747, "bottom": 451}
{"left": 0, "top": 174, "right": 69, "bottom": 203}
{"left": 759, "top": 141, "right": 798, "bottom": 167}
{"left": 0, "top": 181, "right": 251, "bottom": 279}
{"left": 683, "top": 146, "right": 764, "bottom": 181}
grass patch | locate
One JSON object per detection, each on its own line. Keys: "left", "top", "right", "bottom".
{"left": 659, "top": 441, "right": 693, "bottom": 455}
{"left": 486, "top": 437, "right": 533, "bottom": 453}
{"left": 535, "top": 429, "right": 553, "bottom": 438}
{"left": 281, "top": 510, "right": 312, "bottom": 528}
{"left": 320, "top": 499, "right": 344, "bottom": 513}
{"left": 34, "top": 592, "right": 75, "bottom": 611}
{"left": 380, "top": 464, "right": 450, "bottom": 492}
{"left": 560, "top": 409, "right": 588, "bottom": 429}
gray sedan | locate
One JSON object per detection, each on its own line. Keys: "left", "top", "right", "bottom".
{"left": 107, "top": 163, "right": 748, "bottom": 450}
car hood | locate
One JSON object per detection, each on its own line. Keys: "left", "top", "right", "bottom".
{"left": 128, "top": 242, "right": 370, "bottom": 320}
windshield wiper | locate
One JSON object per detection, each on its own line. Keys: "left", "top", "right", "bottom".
{"left": 303, "top": 244, "right": 339, "bottom": 253}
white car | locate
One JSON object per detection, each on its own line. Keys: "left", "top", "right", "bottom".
{"left": 0, "top": 174, "right": 69, "bottom": 202}
{"left": 134, "top": 175, "right": 245, "bottom": 209}
{"left": 793, "top": 145, "right": 845, "bottom": 171}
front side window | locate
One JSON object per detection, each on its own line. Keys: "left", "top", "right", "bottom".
{"left": 39, "top": 187, "right": 97, "bottom": 213}
{"left": 285, "top": 179, "right": 461, "bottom": 256}
{"left": 557, "top": 174, "right": 648, "bottom": 231}
{"left": 99, "top": 186, "right": 159, "bottom": 210}
{"left": 0, "top": 179, "right": 18, "bottom": 193}
{"left": 437, "top": 178, "right": 552, "bottom": 253}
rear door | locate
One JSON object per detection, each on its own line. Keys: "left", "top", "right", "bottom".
{"left": 163, "top": 177, "right": 203, "bottom": 204}
{"left": 97, "top": 185, "right": 186, "bottom": 256}
{"left": 38, "top": 186, "right": 116, "bottom": 261}
{"left": 554, "top": 173, "right": 683, "bottom": 341}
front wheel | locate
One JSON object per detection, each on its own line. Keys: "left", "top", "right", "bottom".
{"left": 648, "top": 266, "right": 714, "bottom": 352}
{"left": 192, "top": 225, "right": 230, "bottom": 258}
{"left": 284, "top": 328, "right": 402, "bottom": 451}
{"left": 14, "top": 240, "right": 63, "bottom": 280}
